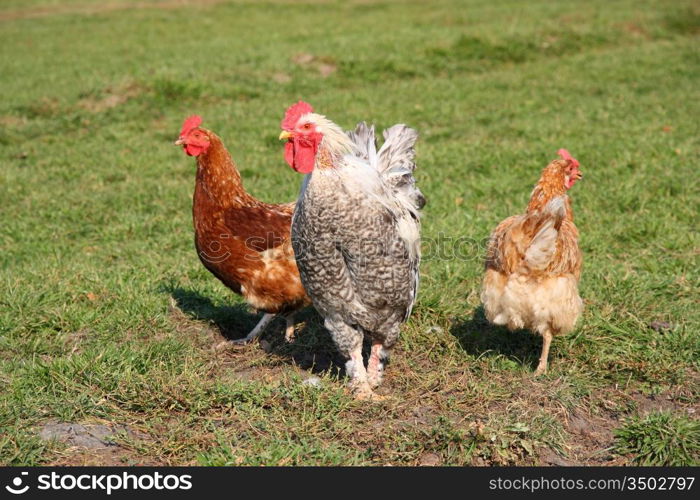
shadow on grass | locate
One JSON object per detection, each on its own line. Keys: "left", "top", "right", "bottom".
{"left": 163, "top": 285, "right": 345, "bottom": 377}
{"left": 167, "top": 286, "right": 256, "bottom": 339}
{"left": 450, "top": 306, "right": 543, "bottom": 371}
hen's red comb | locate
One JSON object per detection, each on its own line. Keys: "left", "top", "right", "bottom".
{"left": 557, "top": 148, "right": 579, "bottom": 169}
{"left": 281, "top": 101, "right": 313, "bottom": 131}
{"left": 180, "top": 115, "right": 202, "bottom": 138}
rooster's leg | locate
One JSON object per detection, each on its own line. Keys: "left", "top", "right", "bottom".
{"left": 284, "top": 314, "right": 296, "bottom": 343}
{"left": 347, "top": 344, "right": 376, "bottom": 400}
{"left": 325, "top": 318, "right": 379, "bottom": 400}
{"left": 534, "top": 329, "right": 553, "bottom": 376}
{"left": 367, "top": 341, "right": 389, "bottom": 389}
{"left": 230, "top": 313, "right": 275, "bottom": 345}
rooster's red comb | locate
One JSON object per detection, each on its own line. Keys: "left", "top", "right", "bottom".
{"left": 281, "top": 101, "right": 314, "bottom": 131}
{"left": 557, "top": 148, "right": 579, "bottom": 169}
{"left": 180, "top": 115, "right": 203, "bottom": 138}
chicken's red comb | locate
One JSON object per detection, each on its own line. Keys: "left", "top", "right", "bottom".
{"left": 557, "top": 148, "right": 579, "bottom": 169}
{"left": 180, "top": 115, "right": 203, "bottom": 137}
{"left": 281, "top": 101, "right": 314, "bottom": 131}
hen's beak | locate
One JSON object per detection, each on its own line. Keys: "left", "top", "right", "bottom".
{"left": 279, "top": 131, "right": 293, "bottom": 141}
{"left": 574, "top": 171, "right": 583, "bottom": 181}
{"left": 174, "top": 138, "right": 185, "bottom": 146}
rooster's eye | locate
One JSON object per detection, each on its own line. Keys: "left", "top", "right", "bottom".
{"left": 303, "top": 123, "right": 312, "bottom": 129}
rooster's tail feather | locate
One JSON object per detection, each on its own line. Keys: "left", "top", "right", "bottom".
{"left": 348, "top": 122, "right": 425, "bottom": 214}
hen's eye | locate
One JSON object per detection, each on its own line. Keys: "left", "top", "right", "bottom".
{"left": 303, "top": 123, "right": 312, "bottom": 129}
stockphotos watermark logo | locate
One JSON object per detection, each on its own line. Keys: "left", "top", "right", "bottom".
{"left": 4, "top": 471, "right": 192, "bottom": 495}
{"left": 5, "top": 472, "right": 29, "bottom": 495}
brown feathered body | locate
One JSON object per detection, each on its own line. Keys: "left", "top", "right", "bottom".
{"left": 481, "top": 158, "right": 583, "bottom": 373}
{"left": 192, "top": 130, "right": 309, "bottom": 315}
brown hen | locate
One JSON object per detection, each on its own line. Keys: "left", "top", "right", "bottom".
{"left": 176, "top": 116, "right": 309, "bottom": 344}
{"left": 481, "top": 149, "right": 583, "bottom": 375}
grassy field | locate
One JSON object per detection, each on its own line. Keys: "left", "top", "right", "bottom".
{"left": 1, "top": 0, "right": 698, "bottom": 466}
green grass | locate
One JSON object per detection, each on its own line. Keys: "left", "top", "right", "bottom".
{"left": 615, "top": 412, "right": 700, "bottom": 466}
{"left": 1, "top": 0, "right": 698, "bottom": 466}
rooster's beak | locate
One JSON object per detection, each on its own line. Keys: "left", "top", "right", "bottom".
{"left": 278, "top": 131, "right": 293, "bottom": 141}
{"left": 174, "top": 138, "right": 185, "bottom": 146}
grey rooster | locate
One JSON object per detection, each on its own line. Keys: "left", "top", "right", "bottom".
{"left": 279, "top": 101, "right": 424, "bottom": 399}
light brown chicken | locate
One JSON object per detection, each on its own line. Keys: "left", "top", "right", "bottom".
{"left": 176, "top": 115, "right": 310, "bottom": 344}
{"left": 481, "top": 149, "right": 583, "bottom": 375}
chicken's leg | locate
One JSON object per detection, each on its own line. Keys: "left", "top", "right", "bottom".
{"left": 347, "top": 344, "right": 376, "bottom": 400}
{"left": 367, "top": 341, "right": 389, "bottom": 389}
{"left": 230, "top": 313, "right": 275, "bottom": 345}
{"left": 325, "top": 318, "right": 381, "bottom": 400}
{"left": 284, "top": 314, "right": 296, "bottom": 343}
{"left": 534, "top": 329, "right": 553, "bottom": 376}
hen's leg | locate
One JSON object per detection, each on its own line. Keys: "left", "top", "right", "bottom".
{"left": 284, "top": 314, "right": 296, "bottom": 343}
{"left": 534, "top": 329, "right": 553, "bottom": 376}
{"left": 230, "top": 313, "right": 275, "bottom": 345}
{"left": 367, "top": 342, "right": 390, "bottom": 389}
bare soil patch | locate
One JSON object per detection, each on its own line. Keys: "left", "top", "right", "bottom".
{"left": 39, "top": 420, "right": 157, "bottom": 466}
{"left": 78, "top": 82, "right": 143, "bottom": 113}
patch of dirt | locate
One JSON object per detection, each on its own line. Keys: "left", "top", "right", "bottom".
{"left": 567, "top": 409, "right": 614, "bottom": 443}
{"left": 0, "top": 115, "right": 26, "bottom": 127}
{"left": 292, "top": 52, "right": 337, "bottom": 78}
{"left": 408, "top": 405, "right": 437, "bottom": 426}
{"left": 78, "top": 82, "right": 143, "bottom": 113}
{"left": 619, "top": 22, "right": 651, "bottom": 39}
{"left": 272, "top": 72, "right": 292, "bottom": 84}
{"left": 39, "top": 420, "right": 159, "bottom": 466}
{"left": 538, "top": 447, "right": 576, "bottom": 466}
{"left": 39, "top": 421, "right": 148, "bottom": 448}
{"left": 628, "top": 390, "right": 685, "bottom": 415}
{"left": 557, "top": 408, "right": 620, "bottom": 465}
{"left": 460, "top": 375, "right": 618, "bottom": 465}
{"left": 560, "top": 384, "right": 699, "bottom": 466}
{"left": 418, "top": 452, "right": 442, "bottom": 466}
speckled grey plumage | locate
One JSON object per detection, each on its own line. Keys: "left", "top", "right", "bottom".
{"left": 291, "top": 123, "right": 423, "bottom": 363}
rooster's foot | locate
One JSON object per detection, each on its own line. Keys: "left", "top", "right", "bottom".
{"left": 354, "top": 389, "right": 386, "bottom": 402}
{"left": 351, "top": 382, "right": 387, "bottom": 401}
